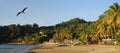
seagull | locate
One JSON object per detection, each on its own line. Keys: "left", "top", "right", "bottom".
{"left": 16, "top": 7, "right": 28, "bottom": 16}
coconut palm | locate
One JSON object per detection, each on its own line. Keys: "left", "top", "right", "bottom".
{"left": 100, "top": 3, "right": 120, "bottom": 37}
{"left": 96, "top": 3, "right": 120, "bottom": 32}
{"left": 53, "top": 29, "right": 72, "bottom": 43}
{"left": 94, "top": 3, "right": 120, "bottom": 44}
{"left": 102, "top": 3, "right": 120, "bottom": 28}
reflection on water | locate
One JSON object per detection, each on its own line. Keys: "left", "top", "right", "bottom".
{"left": 0, "top": 48, "right": 13, "bottom": 50}
{"left": 0, "top": 44, "right": 38, "bottom": 53}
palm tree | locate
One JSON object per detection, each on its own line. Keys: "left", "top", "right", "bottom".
{"left": 53, "top": 29, "right": 72, "bottom": 43}
{"left": 101, "top": 3, "right": 120, "bottom": 38}
{"left": 93, "top": 23, "right": 105, "bottom": 44}
{"left": 102, "top": 3, "right": 120, "bottom": 29}
{"left": 94, "top": 3, "right": 120, "bottom": 44}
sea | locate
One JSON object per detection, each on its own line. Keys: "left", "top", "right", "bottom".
{"left": 0, "top": 44, "right": 40, "bottom": 53}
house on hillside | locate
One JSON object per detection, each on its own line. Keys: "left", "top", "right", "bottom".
{"left": 102, "top": 35, "right": 115, "bottom": 45}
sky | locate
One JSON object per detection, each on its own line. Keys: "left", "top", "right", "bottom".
{"left": 0, "top": 0, "right": 120, "bottom": 26}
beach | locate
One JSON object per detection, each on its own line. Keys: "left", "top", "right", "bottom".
{"left": 30, "top": 45, "right": 120, "bottom": 53}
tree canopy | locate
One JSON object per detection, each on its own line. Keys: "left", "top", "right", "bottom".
{"left": 0, "top": 3, "right": 120, "bottom": 45}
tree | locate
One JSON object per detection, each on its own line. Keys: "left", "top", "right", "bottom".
{"left": 94, "top": 3, "right": 120, "bottom": 44}
{"left": 33, "top": 23, "right": 39, "bottom": 29}
{"left": 98, "top": 3, "right": 120, "bottom": 31}
{"left": 53, "top": 29, "right": 72, "bottom": 43}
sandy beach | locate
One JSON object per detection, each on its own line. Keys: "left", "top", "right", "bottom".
{"left": 30, "top": 45, "right": 120, "bottom": 53}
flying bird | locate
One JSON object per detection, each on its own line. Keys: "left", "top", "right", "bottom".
{"left": 16, "top": 7, "right": 28, "bottom": 16}
{"left": 16, "top": 12, "right": 22, "bottom": 16}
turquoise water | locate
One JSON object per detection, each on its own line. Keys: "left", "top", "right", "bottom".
{"left": 0, "top": 44, "right": 38, "bottom": 53}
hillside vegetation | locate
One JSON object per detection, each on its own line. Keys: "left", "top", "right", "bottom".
{"left": 0, "top": 3, "right": 120, "bottom": 45}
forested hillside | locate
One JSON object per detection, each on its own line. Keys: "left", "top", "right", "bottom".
{"left": 0, "top": 18, "right": 90, "bottom": 44}
{"left": 0, "top": 3, "right": 120, "bottom": 45}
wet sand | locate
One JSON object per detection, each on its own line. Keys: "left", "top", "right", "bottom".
{"left": 30, "top": 45, "right": 120, "bottom": 53}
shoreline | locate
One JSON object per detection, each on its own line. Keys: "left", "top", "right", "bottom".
{"left": 0, "top": 43, "right": 42, "bottom": 53}
{"left": 25, "top": 44, "right": 43, "bottom": 53}
{"left": 28, "top": 45, "right": 120, "bottom": 53}
{"left": 2, "top": 43, "right": 120, "bottom": 53}
{"left": 7, "top": 43, "right": 27, "bottom": 44}
{"left": 0, "top": 44, "right": 41, "bottom": 53}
